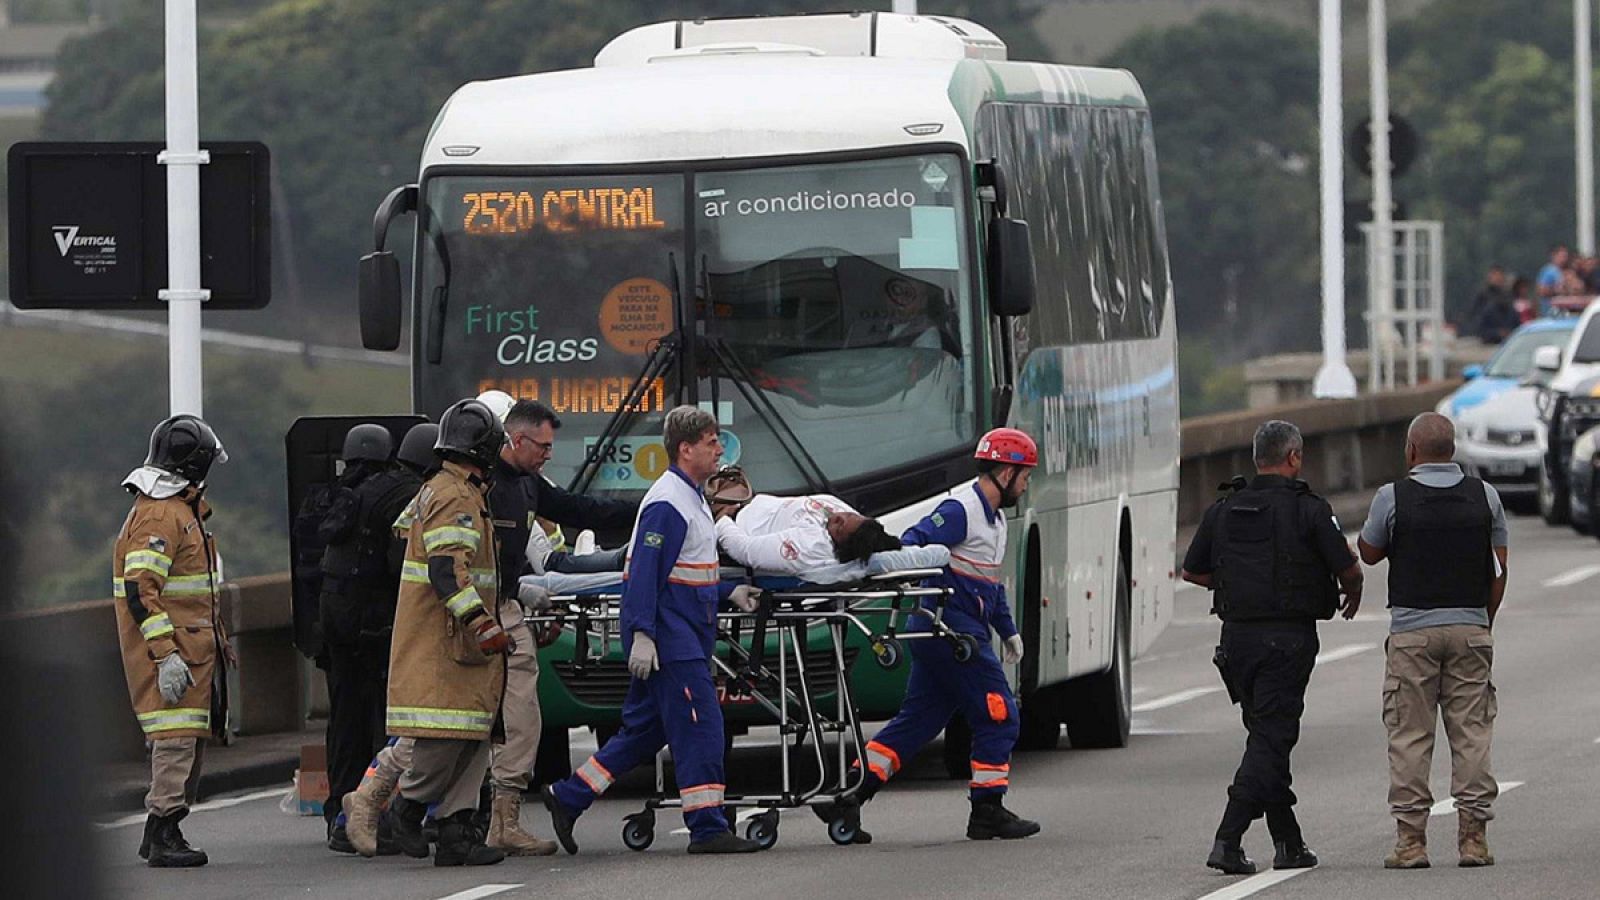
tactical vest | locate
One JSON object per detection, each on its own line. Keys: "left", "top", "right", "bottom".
{"left": 319, "top": 467, "right": 420, "bottom": 642}
{"left": 1209, "top": 478, "right": 1340, "bottom": 622}
{"left": 1388, "top": 475, "right": 1493, "bottom": 610}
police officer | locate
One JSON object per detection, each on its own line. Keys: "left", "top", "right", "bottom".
{"left": 542, "top": 406, "right": 762, "bottom": 854}
{"left": 828, "top": 427, "right": 1041, "bottom": 844}
{"left": 113, "top": 415, "right": 230, "bottom": 867}
{"left": 320, "top": 424, "right": 432, "bottom": 853}
{"left": 1181, "top": 420, "right": 1364, "bottom": 876}
{"left": 475, "top": 392, "right": 638, "bottom": 855}
{"left": 377, "top": 399, "right": 512, "bottom": 866}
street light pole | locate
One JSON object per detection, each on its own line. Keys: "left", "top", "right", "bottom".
{"left": 1578, "top": 0, "right": 1594, "bottom": 255}
{"left": 1370, "top": 0, "right": 1395, "bottom": 391}
{"left": 161, "top": 0, "right": 208, "bottom": 416}
{"left": 1313, "top": 0, "right": 1357, "bottom": 398}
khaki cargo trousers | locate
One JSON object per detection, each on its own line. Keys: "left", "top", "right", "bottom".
{"left": 1382, "top": 624, "right": 1498, "bottom": 829}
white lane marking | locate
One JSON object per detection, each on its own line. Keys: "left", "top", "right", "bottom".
{"left": 1314, "top": 642, "right": 1377, "bottom": 665}
{"left": 435, "top": 887, "right": 522, "bottom": 900}
{"left": 1132, "top": 686, "right": 1223, "bottom": 713}
{"left": 1541, "top": 564, "right": 1600, "bottom": 588}
{"left": 670, "top": 807, "right": 760, "bottom": 836}
{"left": 1429, "top": 780, "right": 1523, "bottom": 817}
{"left": 1195, "top": 868, "right": 1313, "bottom": 900}
{"left": 95, "top": 785, "right": 290, "bottom": 830}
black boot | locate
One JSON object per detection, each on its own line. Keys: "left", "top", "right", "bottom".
{"left": 375, "top": 810, "right": 402, "bottom": 856}
{"left": 146, "top": 809, "right": 208, "bottom": 868}
{"left": 686, "top": 831, "right": 763, "bottom": 854}
{"left": 434, "top": 810, "right": 505, "bottom": 867}
{"left": 327, "top": 820, "right": 357, "bottom": 854}
{"left": 1206, "top": 839, "right": 1257, "bottom": 875}
{"left": 1273, "top": 839, "right": 1318, "bottom": 869}
{"left": 138, "top": 814, "right": 157, "bottom": 860}
{"left": 388, "top": 797, "right": 432, "bottom": 859}
{"left": 966, "top": 795, "right": 1040, "bottom": 841}
{"left": 541, "top": 785, "right": 579, "bottom": 855}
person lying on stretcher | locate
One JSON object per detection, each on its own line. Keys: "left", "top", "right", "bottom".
{"left": 705, "top": 466, "right": 908, "bottom": 582}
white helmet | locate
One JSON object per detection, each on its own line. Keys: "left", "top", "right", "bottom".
{"left": 475, "top": 389, "right": 516, "bottom": 423}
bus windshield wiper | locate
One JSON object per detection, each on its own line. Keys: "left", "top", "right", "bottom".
{"left": 700, "top": 335, "right": 832, "bottom": 496}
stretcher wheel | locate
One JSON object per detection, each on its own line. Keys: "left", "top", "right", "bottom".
{"left": 622, "top": 814, "right": 655, "bottom": 851}
{"left": 871, "top": 636, "right": 902, "bottom": 669}
{"left": 827, "top": 816, "right": 860, "bottom": 846}
{"left": 745, "top": 811, "right": 779, "bottom": 850}
{"left": 951, "top": 634, "right": 979, "bottom": 663}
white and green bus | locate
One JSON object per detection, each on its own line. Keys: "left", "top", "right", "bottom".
{"left": 358, "top": 12, "right": 1178, "bottom": 760}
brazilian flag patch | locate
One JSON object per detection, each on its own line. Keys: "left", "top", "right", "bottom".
{"left": 644, "top": 531, "right": 664, "bottom": 548}
{"left": 931, "top": 512, "right": 945, "bottom": 527}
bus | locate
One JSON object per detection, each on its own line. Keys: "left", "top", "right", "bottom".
{"left": 356, "top": 12, "right": 1178, "bottom": 770}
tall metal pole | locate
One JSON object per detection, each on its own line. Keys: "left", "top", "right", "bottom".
{"left": 161, "top": 0, "right": 208, "bottom": 416}
{"left": 1370, "top": 0, "right": 1395, "bottom": 390}
{"left": 1313, "top": 0, "right": 1357, "bottom": 398}
{"left": 1578, "top": 0, "right": 1595, "bottom": 255}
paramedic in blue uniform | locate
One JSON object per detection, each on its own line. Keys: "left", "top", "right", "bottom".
{"left": 541, "top": 405, "right": 761, "bottom": 855}
{"left": 832, "top": 427, "right": 1042, "bottom": 843}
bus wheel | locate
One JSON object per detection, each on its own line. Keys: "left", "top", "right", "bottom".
{"left": 1062, "top": 555, "right": 1132, "bottom": 749}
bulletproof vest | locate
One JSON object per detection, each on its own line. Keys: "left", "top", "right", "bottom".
{"left": 1388, "top": 475, "right": 1493, "bottom": 610}
{"left": 319, "top": 467, "right": 417, "bottom": 593}
{"left": 1209, "top": 477, "right": 1340, "bottom": 622}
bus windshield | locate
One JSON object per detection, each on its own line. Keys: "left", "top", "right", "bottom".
{"left": 416, "top": 152, "right": 977, "bottom": 498}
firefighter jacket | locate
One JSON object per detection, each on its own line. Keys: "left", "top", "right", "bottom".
{"left": 386, "top": 460, "right": 505, "bottom": 740}
{"left": 902, "top": 480, "right": 1018, "bottom": 641}
{"left": 112, "top": 489, "right": 228, "bottom": 740}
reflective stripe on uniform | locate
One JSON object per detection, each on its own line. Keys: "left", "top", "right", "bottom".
{"left": 386, "top": 706, "right": 494, "bottom": 733}
{"left": 574, "top": 756, "right": 615, "bottom": 794}
{"left": 423, "top": 526, "right": 480, "bottom": 553}
{"left": 471, "top": 568, "right": 496, "bottom": 588}
{"left": 680, "top": 783, "right": 725, "bottom": 811}
{"left": 401, "top": 560, "right": 429, "bottom": 584}
{"left": 443, "top": 585, "right": 485, "bottom": 618}
{"left": 668, "top": 560, "right": 719, "bottom": 587}
{"left": 140, "top": 613, "right": 175, "bottom": 640}
{"left": 970, "top": 760, "right": 1010, "bottom": 789}
{"left": 162, "top": 574, "right": 214, "bottom": 596}
{"left": 112, "top": 578, "right": 126, "bottom": 598}
{"left": 123, "top": 549, "right": 173, "bottom": 578}
{"left": 137, "top": 707, "right": 210, "bottom": 735}
{"left": 950, "top": 553, "right": 1002, "bottom": 584}
{"left": 864, "top": 740, "right": 901, "bottom": 781}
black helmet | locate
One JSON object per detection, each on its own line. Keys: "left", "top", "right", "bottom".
{"left": 341, "top": 423, "right": 393, "bottom": 464}
{"left": 145, "top": 414, "right": 227, "bottom": 483}
{"left": 435, "top": 399, "right": 505, "bottom": 471}
{"left": 397, "top": 422, "right": 440, "bottom": 475}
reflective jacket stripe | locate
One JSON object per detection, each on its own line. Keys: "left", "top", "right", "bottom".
{"left": 680, "top": 783, "right": 726, "bottom": 811}
{"left": 864, "top": 740, "right": 902, "bottom": 781}
{"left": 471, "top": 568, "right": 496, "bottom": 588}
{"left": 162, "top": 574, "right": 214, "bottom": 596}
{"left": 140, "top": 613, "right": 175, "bottom": 640}
{"left": 950, "top": 553, "right": 1002, "bottom": 584}
{"left": 401, "top": 561, "right": 429, "bottom": 583}
{"left": 386, "top": 706, "right": 494, "bottom": 732}
{"left": 137, "top": 707, "right": 210, "bottom": 735}
{"left": 970, "top": 761, "right": 1010, "bottom": 789}
{"left": 443, "top": 585, "right": 485, "bottom": 618}
{"left": 423, "top": 526, "right": 480, "bottom": 552}
{"left": 575, "top": 756, "right": 615, "bottom": 794}
{"left": 124, "top": 549, "right": 173, "bottom": 577}
{"left": 112, "top": 578, "right": 126, "bottom": 598}
{"left": 668, "top": 560, "right": 720, "bottom": 586}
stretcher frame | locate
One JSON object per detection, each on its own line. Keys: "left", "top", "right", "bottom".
{"left": 522, "top": 568, "right": 974, "bottom": 850}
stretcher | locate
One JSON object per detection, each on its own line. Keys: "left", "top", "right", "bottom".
{"left": 520, "top": 553, "right": 976, "bottom": 850}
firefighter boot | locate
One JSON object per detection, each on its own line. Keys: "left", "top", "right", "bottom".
{"left": 1384, "top": 821, "right": 1430, "bottom": 869}
{"left": 344, "top": 767, "right": 398, "bottom": 858}
{"left": 434, "top": 810, "right": 506, "bottom": 867}
{"left": 146, "top": 809, "right": 208, "bottom": 868}
{"left": 138, "top": 814, "right": 157, "bottom": 860}
{"left": 1206, "top": 840, "right": 1257, "bottom": 875}
{"left": 388, "top": 796, "right": 433, "bottom": 859}
{"left": 486, "top": 787, "right": 557, "bottom": 856}
{"left": 966, "top": 795, "right": 1041, "bottom": 840}
{"left": 1457, "top": 812, "right": 1494, "bottom": 867}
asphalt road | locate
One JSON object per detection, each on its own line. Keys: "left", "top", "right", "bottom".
{"left": 94, "top": 513, "right": 1600, "bottom": 900}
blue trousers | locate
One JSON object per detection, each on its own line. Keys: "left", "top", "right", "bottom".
{"left": 863, "top": 636, "right": 1019, "bottom": 798}
{"left": 552, "top": 659, "right": 730, "bottom": 841}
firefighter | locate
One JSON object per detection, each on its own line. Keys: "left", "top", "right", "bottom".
{"left": 358, "top": 399, "right": 512, "bottom": 866}
{"left": 825, "top": 428, "right": 1041, "bottom": 844}
{"left": 542, "top": 406, "right": 762, "bottom": 855}
{"left": 114, "top": 414, "right": 231, "bottom": 868}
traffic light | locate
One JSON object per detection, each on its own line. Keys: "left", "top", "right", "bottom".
{"left": 1351, "top": 115, "right": 1419, "bottom": 178}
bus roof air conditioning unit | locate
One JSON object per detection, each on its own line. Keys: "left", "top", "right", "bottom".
{"left": 595, "top": 12, "right": 1007, "bottom": 68}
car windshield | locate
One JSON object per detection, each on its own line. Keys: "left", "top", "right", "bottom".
{"left": 1485, "top": 326, "right": 1574, "bottom": 377}
{"left": 1573, "top": 317, "right": 1600, "bottom": 365}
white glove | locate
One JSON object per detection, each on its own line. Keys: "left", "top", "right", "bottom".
{"left": 729, "top": 584, "right": 759, "bottom": 613}
{"left": 517, "top": 581, "right": 553, "bottom": 614}
{"left": 628, "top": 632, "right": 659, "bottom": 680}
{"left": 157, "top": 652, "right": 194, "bottom": 705}
{"left": 1002, "top": 635, "right": 1025, "bottom": 665}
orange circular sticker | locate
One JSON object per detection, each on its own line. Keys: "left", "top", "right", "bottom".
{"left": 599, "top": 278, "right": 674, "bottom": 355}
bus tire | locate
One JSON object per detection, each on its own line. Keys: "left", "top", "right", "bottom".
{"left": 531, "top": 726, "right": 572, "bottom": 788}
{"left": 941, "top": 713, "right": 972, "bottom": 780}
{"left": 1063, "top": 553, "right": 1132, "bottom": 750}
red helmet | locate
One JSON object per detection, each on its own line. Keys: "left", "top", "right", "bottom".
{"left": 975, "top": 428, "right": 1038, "bottom": 467}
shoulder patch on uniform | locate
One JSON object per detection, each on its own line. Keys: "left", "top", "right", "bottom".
{"left": 455, "top": 513, "right": 474, "bottom": 528}
{"left": 644, "top": 531, "right": 664, "bottom": 548}
{"left": 146, "top": 536, "right": 168, "bottom": 553}
{"left": 931, "top": 512, "right": 945, "bottom": 527}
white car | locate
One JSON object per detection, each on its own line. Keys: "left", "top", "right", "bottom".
{"left": 1533, "top": 300, "right": 1600, "bottom": 523}
{"left": 1450, "top": 386, "right": 1542, "bottom": 502}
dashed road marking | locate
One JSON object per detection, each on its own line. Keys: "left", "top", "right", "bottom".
{"left": 95, "top": 785, "right": 289, "bottom": 830}
{"left": 1132, "top": 686, "right": 1223, "bottom": 713}
{"left": 435, "top": 886, "right": 522, "bottom": 900}
{"left": 1541, "top": 564, "right": 1600, "bottom": 588}
{"left": 1195, "top": 868, "right": 1313, "bottom": 900}
{"left": 1314, "top": 642, "right": 1377, "bottom": 665}
{"left": 1429, "top": 780, "right": 1523, "bottom": 817}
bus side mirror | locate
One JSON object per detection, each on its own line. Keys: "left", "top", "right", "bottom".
{"left": 1462, "top": 364, "right": 1483, "bottom": 380}
{"left": 359, "top": 184, "right": 418, "bottom": 351}
{"left": 988, "top": 217, "right": 1035, "bottom": 318}
{"left": 1534, "top": 345, "right": 1563, "bottom": 373}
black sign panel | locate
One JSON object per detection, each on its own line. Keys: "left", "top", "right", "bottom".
{"left": 7, "top": 141, "right": 271, "bottom": 310}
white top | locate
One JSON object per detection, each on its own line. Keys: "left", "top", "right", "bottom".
{"left": 716, "top": 493, "right": 861, "bottom": 581}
